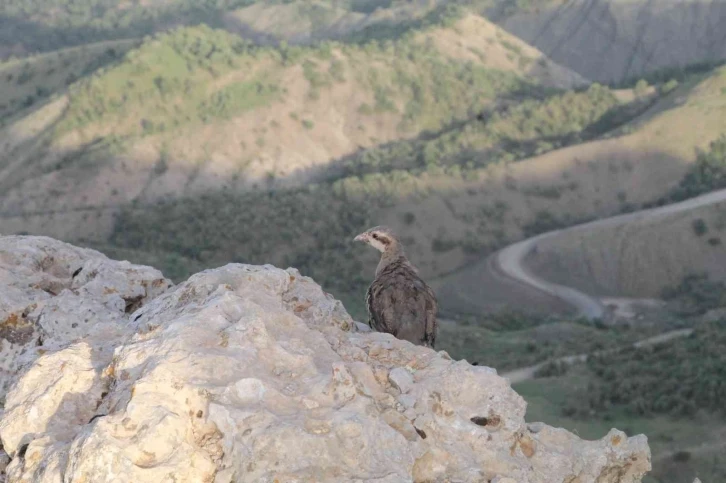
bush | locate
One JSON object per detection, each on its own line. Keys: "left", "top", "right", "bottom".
{"left": 634, "top": 79, "right": 649, "bottom": 96}
{"left": 402, "top": 212, "right": 416, "bottom": 224}
{"left": 431, "top": 238, "right": 458, "bottom": 252}
{"left": 666, "top": 136, "right": 726, "bottom": 202}
{"left": 692, "top": 218, "right": 708, "bottom": 236}
{"left": 577, "top": 319, "right": 726, "bottom": 418}
{"left": 534, "top": 360, "right": 570, "bottom": 378}
{"left": 661, "top": 79, "right": 679, "bottom": 94}
{"left": 110, "top": 184, "right": 377, "bottom": 319}
{"left": 662, "top": 274, "right": 726, "bottom": 315}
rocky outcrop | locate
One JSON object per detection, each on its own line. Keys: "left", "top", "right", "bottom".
{"left": 0, "top": 236, "right": 651, "bottom": 482}
{"left": 496, "top": 0, "right": 726, "bottom": 83}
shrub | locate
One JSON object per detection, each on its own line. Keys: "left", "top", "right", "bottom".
{"left": 662, "top": 274, "right": 726, "bottom": 315}
{"left": 534, "top": 360, "right": 570, "bottom": 378}
{"left": 666, "top": 136, "right": 726, "bottom": 201}
{"left": 692, "top": 218, "right": 708, "bottom": 236}
{"left": 661, "top": 79, "right": 679, "bottom": 94}
{"left": 431, "top": 238, "right": 458, "bottom": 252}
{"left": 634, "top": 79, "right": 649, "bottom": 96}
{"left": 579, "top": 319, "right": 726, "bottom": 418}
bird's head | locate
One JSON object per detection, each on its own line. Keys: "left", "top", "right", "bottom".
{"left": 353, "top": 225, "right": 399, "bottom": 253}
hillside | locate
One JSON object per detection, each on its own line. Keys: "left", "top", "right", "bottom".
{"left": 0, "top": 10, "right": 593, "bottom": 247}
{"left": 0, "top": 39, "right": 138, "bottom": 123}
{"left": 516, "top": 317, "right": 726, "bottom": 483}
{"left": 3, "top": 65, "right": 717, "bottom": 318}
{"left": 5, "top": 0, "right": 726, "bottom": 86}
{"left": 522, "top": 137, "right": 726, "bottom": 299}
{"left": 3, "top": 27, "right": 725, "bottom": 322}
{"left": 492, "top": 0, "right": 726, "bottom": 83}
{"left": 416, "top": 65, "right": 726, "bottom": 315}
{"left": 0, "top": 0, "right": 467, "bottom": 57}
{"left": 0, "top": 0, "right": 255, "bottom": 57}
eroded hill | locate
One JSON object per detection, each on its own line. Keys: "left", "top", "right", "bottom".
{"left": 493, "top": 0, "right": 726, "bottom": 83}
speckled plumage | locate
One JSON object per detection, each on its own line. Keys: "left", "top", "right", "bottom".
{"left": 354, "top": 226, "right": 438, "bottom": 348}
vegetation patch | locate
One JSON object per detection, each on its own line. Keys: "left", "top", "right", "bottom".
{"left": 573, "top": 319, "right": 726, "bottom": 418}
{"left": 665, "top": 136, "right": 726, "bottom": 202}
{"left": 336, "top": 83, "right": 635, "bottom": 179}
{"left": 661, "top": 274, "right": 726, "bottom": 316}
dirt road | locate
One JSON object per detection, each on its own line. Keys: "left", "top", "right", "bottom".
{"left": 493, "top": 187, "right": 726, "bottom": 319}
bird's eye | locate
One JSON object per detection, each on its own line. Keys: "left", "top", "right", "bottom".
{"left": 372, "top": 233, "right": 379, "bottom": 240}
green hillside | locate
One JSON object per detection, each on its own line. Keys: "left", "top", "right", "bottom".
{"left": 0, "top": 9, "right": 590, "bottom": 252}
{"left": 58, "top": 14, "right": 529, "bottom": 143}
{"left": 0, "top": 39, "right": 137, "bottom": 123}
{"left": 0, "top": 0, "right": 254, "bottom": 54}
{"left": 517, "top": 317, "right": 726, "bottom": 483}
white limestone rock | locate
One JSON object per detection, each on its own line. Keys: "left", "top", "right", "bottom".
{"left": 0, "top": 236, "right": 651, "bottom": 482}
{"left": 0, "top": 236, "right": 171, "bottom": 401}
{"left": 388, "top": 367, "right": 414, "bottom": 394}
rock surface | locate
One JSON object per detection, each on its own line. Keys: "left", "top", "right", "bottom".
{"left": 0, "top": 236, "right": 651, "bottom": 482}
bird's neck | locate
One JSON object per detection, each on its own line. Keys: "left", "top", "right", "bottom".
{"left": 376, "top": 244, "right": 408, "bottom": 276}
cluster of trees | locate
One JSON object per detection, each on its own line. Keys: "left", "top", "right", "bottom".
{"left": 111, "top": 185, "right": 377, "bottom": 319}
{"left": 0, "top": 43, "right": 128, "bottom": 121}
{"left": 345, "top": 4, "right": 464, "bottom": 44}
{"left": 666, "top": 136, "right": 726, "bottom": 202}
{"left": 338, "top": 83, "right": 626, "bottom": 179}
{"left": 0, "top": 0, "right": 256, "bottom": 54}
{"left": 59, "top": 26, "right": 279, "bottom": 135}
{"left": 576, "top": 319, "right": 726, "bottom": 417}
{"left": 59, "top": 14, "right": 539, "bottom": 141}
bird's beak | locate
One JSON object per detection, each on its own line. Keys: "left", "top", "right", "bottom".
{"left": 354, "top": 233, "right": 368, "bottom": 243}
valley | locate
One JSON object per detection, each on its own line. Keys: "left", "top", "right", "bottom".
{"left": 1, "top": 1, "right": 725, "bottom": 481}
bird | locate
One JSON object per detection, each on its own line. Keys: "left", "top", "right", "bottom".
{"left": 353, "top": 225, "right": 438, "bottom": 348}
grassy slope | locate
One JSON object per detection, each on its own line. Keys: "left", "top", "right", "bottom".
{"left": 100, "top": 79, "right": 649, "bottom": 317}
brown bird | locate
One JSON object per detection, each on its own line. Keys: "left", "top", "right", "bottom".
{"left": 354, "top": 226, "right": 438, "bottom": 348}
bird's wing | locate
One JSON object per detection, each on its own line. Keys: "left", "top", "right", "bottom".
{"left": 365, "top": 283, "right": 374, "bottom": 329}
{"left": 368, "top": 261, "right": 438, "bottom": 345}
{"left": 412, "top": 278, "right": 438, "bottom": 348}
{"left": 367, "top": 275, "right": 399, "bottom": 335}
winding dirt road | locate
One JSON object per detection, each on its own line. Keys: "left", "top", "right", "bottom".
{"left": 493, "top": 187, "right": 726, "bottom": 320}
